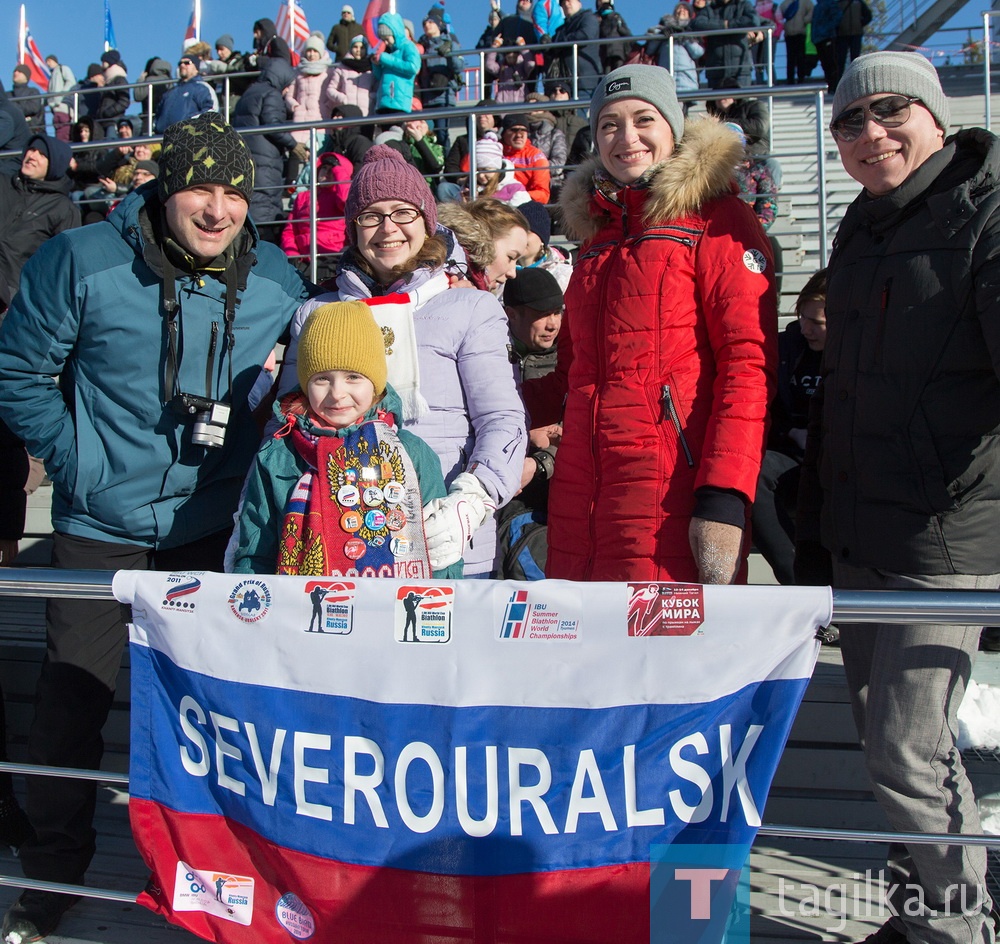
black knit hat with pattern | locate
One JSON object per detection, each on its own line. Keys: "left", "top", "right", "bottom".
{"left": 158, "top": 112, "right": 255, "bottom": 204}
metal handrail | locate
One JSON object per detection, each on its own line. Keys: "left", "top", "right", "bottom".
{"left": 4, "top": 566, "right": 1000, "bottom": 617}
{"left": 0, "top": 85, "right": 832, "bottom": 282}
{"left": 1, "top": 567, "right": 999, "bottom": 910}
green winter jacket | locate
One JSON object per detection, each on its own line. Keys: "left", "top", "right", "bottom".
{"left": 233, "top": 384, "right": 463, "bottom": 578}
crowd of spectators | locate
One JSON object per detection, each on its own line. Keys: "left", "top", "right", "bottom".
{"left": 0, "top": 0, "right": 873, "bottom": 255}
{"left": 0, "top": 2, "right": 989, "bottom": 940}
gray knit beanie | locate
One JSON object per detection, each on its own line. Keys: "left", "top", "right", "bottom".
{"left": 589, "top": 65, "right": 685, "bottom": 145}
{"left": 832, "top": 52, "right": 950, "bottom": 133}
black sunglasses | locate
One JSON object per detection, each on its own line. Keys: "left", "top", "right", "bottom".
{"left": 829, "top": 95, "right": 920, "bottom": 143}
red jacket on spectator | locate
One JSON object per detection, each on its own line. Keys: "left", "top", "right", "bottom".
{"left": 545, "top": 120, "right": 776, "bottom": 582}
{"left": 281, "top": 152, "right": 354, "bottom": 258}
{"left": 501, "top": 138, "right": 550, "bottom": 204}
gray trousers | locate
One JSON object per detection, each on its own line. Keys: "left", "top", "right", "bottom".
{"left": 835, "top": 563, "right": 997, "bottom": 944}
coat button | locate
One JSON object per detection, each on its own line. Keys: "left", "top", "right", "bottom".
{"left": 837, "top": 471, "right": 848, "bottom": 482}
{"left": 838, "top": 390, "right": 848, "bottom": 400}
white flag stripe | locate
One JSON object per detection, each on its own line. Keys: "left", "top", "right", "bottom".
{"left": 115, "top": 572, "right": 829, "bottom": 709}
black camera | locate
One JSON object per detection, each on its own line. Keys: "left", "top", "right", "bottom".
{"left": 172, "top": 393, "right": 231, "bottom": 448}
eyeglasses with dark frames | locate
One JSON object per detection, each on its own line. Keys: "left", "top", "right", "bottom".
{"left": 178, "top": 59, "right": 194, "bottom": 66}
{"left": 355, "top": 206, "right": 422, "bottom": 228}
{"left": 829, "top": 96, "right": 921, "bottom": 143}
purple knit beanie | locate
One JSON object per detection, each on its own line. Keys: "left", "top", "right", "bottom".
{"left": 345, "top": 144, "right": 437, "bottom": 245}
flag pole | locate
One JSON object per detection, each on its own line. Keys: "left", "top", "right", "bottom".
{"left": 289, "top": 0, "right": 297, "bottom": 49}
{"left": 195, "top": 0, "right": 201, "bottom": 41}
{"left": 18, "top": 5, "right": 26, "bottom": 65}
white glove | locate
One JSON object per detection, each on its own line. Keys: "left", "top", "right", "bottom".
{"left": 422, "top": 472, "right": 497, "bottom": 570}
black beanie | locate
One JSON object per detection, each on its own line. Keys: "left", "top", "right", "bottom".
{"left": 158, "top": 112, "right": 255, "bottom": 204}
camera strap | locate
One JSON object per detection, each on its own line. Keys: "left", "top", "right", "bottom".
{"left": 160, "top": 252, "right": 241, "bottom": 404}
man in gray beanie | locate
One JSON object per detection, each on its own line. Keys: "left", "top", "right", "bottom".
{"left": 797, "top": 50, "right": 1000, "bottom": 944}
{"left": 0, "top": 112, "right": 316, "bottom": 942}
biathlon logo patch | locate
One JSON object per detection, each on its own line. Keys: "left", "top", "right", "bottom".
{"left": 395, "top": 585, "right": 454, "bottom": 643}
{"left": 626, "top": 583, "right": 705, "bottom": 636}
{"left": 303, "top": 580, "right": 356, "bottom": 635}
{"left": 172, "top": 863, "right": 254, "bottom": 926}
{"left": 743, "top": 248, "right": 767, "bottom": 273}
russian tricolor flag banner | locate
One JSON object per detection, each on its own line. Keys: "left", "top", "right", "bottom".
{"left": 113, "top": 572, "right": 831, "bottom": 943}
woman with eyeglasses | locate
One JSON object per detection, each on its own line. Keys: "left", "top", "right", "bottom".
{"left": 280, "top": 144, "right": 527, "bottom": 578}
{"left": 546, "top": 64, "right": 776, "bottom": 584}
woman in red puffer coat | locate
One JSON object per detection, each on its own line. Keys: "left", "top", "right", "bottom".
{"left": 546, "top": 65, "right": 777, "bottom": 584}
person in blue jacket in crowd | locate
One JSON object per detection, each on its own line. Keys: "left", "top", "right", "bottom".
{"left": 0, "top": 112, "right": 316, "bottom": 943}
{"left": 153, "top": 52, "right": 215, "bottom": 133}
{"left": 373, "top": 12, "right": 422, "bottom": 115}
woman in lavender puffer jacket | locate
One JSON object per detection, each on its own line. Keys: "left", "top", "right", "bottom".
{"left": 280, "top": 144, "right": 527, "bottom": 577}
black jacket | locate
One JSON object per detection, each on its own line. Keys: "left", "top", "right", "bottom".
{"left": 799, "top": 129, "right": 1000, "bottom": 575}
{"left": 0, "top": 83, "right": 30, "bottom": 177}
{"left": 692, "top": 0, "right": 758, "bottom": 89}
{"left": 597, "top": 9, "right": 632, "bottom": 70}
{"left": 9, "top": 84, "right": 44, "bottom": 134}
{"left": 0, "top": 417, "right": 28, "bottom": 540}
{"left": 0, "top": 170, "right": 80, "bottom": 309}
{"left": 253, "top": 18, "right": 293, "bottom": 65}
{"left": 323, "top": 104, "right": 373, "bottom": 170}
{"left": 551, "top": 10, "right": 602, "bottom": 94}
{"left": 233, "top": 58, "right": 297, "bottom": 224}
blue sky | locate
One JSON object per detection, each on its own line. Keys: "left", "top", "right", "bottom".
{"left": 10, "top": 0, "right": 993, "bottom": 94}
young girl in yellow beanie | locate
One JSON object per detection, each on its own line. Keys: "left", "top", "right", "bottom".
{"left": 232, "top": 301, "right": 461, "bottom": 578}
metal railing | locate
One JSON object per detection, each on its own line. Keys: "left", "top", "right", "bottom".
{"left": 0, "top": 568, "right": 999, "bottom": 909}
{"left": 0, "top": 83, "right": 832, "bottom": 282}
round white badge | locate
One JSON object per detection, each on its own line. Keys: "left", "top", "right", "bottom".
{"left": 743, "top": 248, "right": 767, "bottom": 274}
{"left": 275, "top": 893, "right": 315, "bottom": 939}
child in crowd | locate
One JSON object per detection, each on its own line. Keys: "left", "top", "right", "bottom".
{"left": 232, "top": 301, "right": 462, "bottom": 579}
{"left": 470, "top": 132, "right": 531, "bottom": 205}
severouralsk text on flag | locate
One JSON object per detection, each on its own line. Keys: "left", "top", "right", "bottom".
{"left": 113, "top": 571, "right": 832, "bottom": 943}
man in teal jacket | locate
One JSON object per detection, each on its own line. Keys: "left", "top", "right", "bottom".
{"left": 0, "top": 111, "right": 316, "bottom": 942}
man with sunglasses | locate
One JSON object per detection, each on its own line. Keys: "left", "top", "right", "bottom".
{"left": 797, "top": 52, "right": 999, "bottom": 944}
{"left": 153, "top": 54, "right": 215, "bottom": 134}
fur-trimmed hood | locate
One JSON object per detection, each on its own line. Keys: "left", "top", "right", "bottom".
{"left": 558, "top": 117, "right": 744, "bottom": 241}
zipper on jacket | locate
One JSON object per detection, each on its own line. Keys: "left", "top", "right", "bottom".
{"left": 663, "top": 385, "right": 694, "bottom": 467}
{"left": 585, "top": 217, "right": 625, "bottom": 580}
{"left": 631, "top": 232, "right": 695, "bottom": 249}
{"left": 206, "top": 322, "right": 219, "bottom": 398}
{"left": 876, "top": 277, "right": 891, "bottom": 365}
{"left": 578, "top": 240, "right": 618, "bottom": 262}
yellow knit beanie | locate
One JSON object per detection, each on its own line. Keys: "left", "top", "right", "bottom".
{"left": 296, "top": 301, "right": 388, "bottom": 396}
